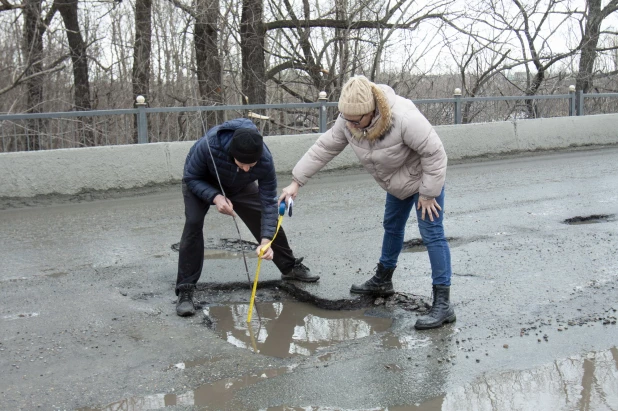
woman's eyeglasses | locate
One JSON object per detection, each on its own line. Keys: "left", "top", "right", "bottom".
{"left": 340, "top": 113, "right": 366, "bottom": 126}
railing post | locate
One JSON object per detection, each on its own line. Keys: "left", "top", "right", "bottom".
{"left": 453, "top": 88, "right": 462, "bottom": 125}
{"left": 578, "top": 90, "right": 584, "bottom": 116}
{"left": 318, "top": 91, "right": 328, "bottom": 133}
{"left": 136, "top": 95, "right": 148, "bottom": 144}
{"left": 569, "top": 85, "right": 576, "bottom": 116}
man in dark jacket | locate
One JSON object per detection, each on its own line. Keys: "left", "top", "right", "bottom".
{"left": 176, "top": 118, "right": 319, "bottom": 316}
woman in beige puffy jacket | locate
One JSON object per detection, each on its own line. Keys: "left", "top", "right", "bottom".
{"left": 279, "top": 75, "right": 455, "bottom": 330}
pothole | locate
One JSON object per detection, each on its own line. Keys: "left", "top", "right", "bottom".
{"left": 204, "top": 301, "right": 393, "bottom": 358}
{"left": 171, "top": 238, "right": 259, "bottom": 259}
{"left": 402, "top": 237, "right": 461, "bottom": 252}
{"left": 563, "top": 214, "right": 616, "bottom": 225}
{"left": 194, "top": 283, "right": 429, "bottom": 358}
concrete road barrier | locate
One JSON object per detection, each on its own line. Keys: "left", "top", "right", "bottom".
{"left": 1, "top": 114, "right": 617, "bottom": 198}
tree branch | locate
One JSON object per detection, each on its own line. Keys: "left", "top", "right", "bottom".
{"left": 264, "top": 15, "right": 445, "bottom": 31}
{"left": 165, "top": 0, "right": 196, "bottom": 19}
{"left": 0, "top": 64, "right": 66, "bottom": 97}
{"left": 0, "top": 0, "right": 23, "bottom": 11}
{"left": 271, "top": 77, "right": 314, "bottom": 103}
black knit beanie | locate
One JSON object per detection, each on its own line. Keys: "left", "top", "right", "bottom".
{"left": 229, "top": 128, "right": 263, "bottom": 164}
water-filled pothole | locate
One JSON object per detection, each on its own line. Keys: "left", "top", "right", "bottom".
{"left": 563, "top": 214, "right": 616, "bottom": 225}
{"left": 204, "top": 301, "right": 393, "bottom": 358}
{"left": 172, "top": 238, "right": 260, "bottom": 259}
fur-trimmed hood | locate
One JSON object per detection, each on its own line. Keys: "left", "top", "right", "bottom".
{"left": 346, "top": 84, "right": 394, "bottom": 142}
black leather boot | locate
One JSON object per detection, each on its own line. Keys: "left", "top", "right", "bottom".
{"left": 414, "top": 285, "right": 456, "bottom": 329}
{"left": 176, "top": 284, "right": 196, "bottom": 317}
{"left": 350, "top": 263, "right": 396, "bottom": 296}
{"left": 281, "top": 258, "right": 320, "bottom": 282}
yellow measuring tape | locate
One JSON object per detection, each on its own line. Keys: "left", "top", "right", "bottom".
{"left": 246, "top": 207, "right": 285, "bottom": 323}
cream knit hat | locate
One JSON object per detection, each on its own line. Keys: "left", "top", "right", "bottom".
{"left": 338, "top": 75, "right": 375, "bottom": 116}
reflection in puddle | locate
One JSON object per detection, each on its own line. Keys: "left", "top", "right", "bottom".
{"left": 80, "top": 347, "right": 617, "bottom": 410}
{"left": 267, "top": 399, "right": 445, "bottom": 410}
{"left": 205, "top": 301, "right": 393, "bottom": 358}
{"left": 268, "top": 347, "right": 618, "bottom": 411}
{"left": 441, "top": 347, "right": 618, "bottom": 410}
{"left": 79, "top": 367, "right": 292, "bottom": 411}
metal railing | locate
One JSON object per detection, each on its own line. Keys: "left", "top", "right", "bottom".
{"left": 1, "top": 88, "right": 617, "bottom": 152}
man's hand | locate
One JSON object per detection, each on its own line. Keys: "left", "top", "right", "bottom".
{"left": 278, "top": 181, "right": 300, "bottom": 206}
{"left": 256, "top": 238, "right": 274, "bottom": 260}
{"left": 417, "top": 196, "right": 442, "bottom": 222}
{"left": 213, "top": 195, "right": 235, "bottom": 216}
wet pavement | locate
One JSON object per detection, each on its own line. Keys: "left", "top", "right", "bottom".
{"left": 1, "top": 146, "right": 618, "bottom": 410}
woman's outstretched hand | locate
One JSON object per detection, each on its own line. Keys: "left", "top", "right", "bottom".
{"left": 278, "top": 181, "right": 300, "bottom": 206}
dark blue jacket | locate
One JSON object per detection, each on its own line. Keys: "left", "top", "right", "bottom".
{"left": 183, "top": 118, "right": 278, "bottom": 239}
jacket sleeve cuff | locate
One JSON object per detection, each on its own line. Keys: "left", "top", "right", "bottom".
{"left": 292, "top": 176, "right": 305, "bottom": 187}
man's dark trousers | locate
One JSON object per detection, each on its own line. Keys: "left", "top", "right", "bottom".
{"left": 176, "top": 182, "right": 295, "bottom": 294}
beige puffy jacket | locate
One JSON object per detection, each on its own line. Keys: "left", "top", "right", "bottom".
{"left": 292, "top": 84, "right": 447, "bottom": 200}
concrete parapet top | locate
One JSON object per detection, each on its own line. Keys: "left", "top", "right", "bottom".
{"left": 1, "top": 114, "right": 617, "bottom": 198}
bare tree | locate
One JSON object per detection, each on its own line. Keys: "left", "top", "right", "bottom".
{"left": 56, "top": 0, "right": 91, "bottom": 111}
{"left": 482, "top": 0, "right": 583, "bottom": 117}
{"left": 575, "top": 0, "right": 618, "bottom": 109}
{"left": 132, "top": 0, "right": 151, "bottom": 143}
{"left": 133, "top": 0, "right": 152, "bottom": 103}
{"left": 167, "top": 0, "right": 223, "bottom": 127}
{"left": 241, "top": 0, "right": 266, "bottom": 106}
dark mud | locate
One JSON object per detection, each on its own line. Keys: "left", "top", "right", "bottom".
{"left": 563, "top": 214, "right": 616, "bottom": 225}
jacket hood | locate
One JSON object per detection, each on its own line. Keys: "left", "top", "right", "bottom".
{"left": 346, "top": 84, "right": 394, "bottom": 142}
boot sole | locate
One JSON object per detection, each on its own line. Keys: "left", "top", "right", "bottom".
{"left": 176, "top": 307, "right": 196, "bottom": 317}
{"left": 177, "top": 311, "right": 195, "bottom": 317}
{"left": 349, "top": 288, "right": 395, "bottom": 297}
{"left": 414, "top": 314, "right": 456, "bottom": 330}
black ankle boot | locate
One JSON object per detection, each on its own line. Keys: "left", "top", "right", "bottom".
{"left": 414, "top": 285, "right": 456, "bottom": 329}
{"left": 350, "top": 263, "right": 396, "bottom": 296}
{"left": 281, "top": 257, "right": 320, "bottom": 282}
{"left": 176, "top": 284, "right": 196, "bottom": 317}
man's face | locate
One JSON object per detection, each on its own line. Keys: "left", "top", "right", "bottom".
{"left": 234, "top": 159, "right": 258, "bottom": 172}
{"left": 341, "top": 112, "right": 374, "bottom": 129}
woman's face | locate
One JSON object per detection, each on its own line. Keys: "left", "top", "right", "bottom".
{"left": 341, "top": 112, "right": 374, "bottom": 129}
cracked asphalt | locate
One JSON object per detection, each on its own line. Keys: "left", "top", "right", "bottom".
{"left": 1, "top": 146, "right": 617, "bottom": 410}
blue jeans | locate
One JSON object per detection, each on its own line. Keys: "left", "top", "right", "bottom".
{"left": 379, "top": 186, "right": 452, "bottom": 286}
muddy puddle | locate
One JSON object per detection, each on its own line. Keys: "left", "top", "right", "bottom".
{"left": 204, "top": 301, "right": 393, "bottom": 358}
{"left": 79, "top": 366, "right": 294, "bottom": 411}
{"left": 82, "top": 347, "right": 618, "bottom": 410}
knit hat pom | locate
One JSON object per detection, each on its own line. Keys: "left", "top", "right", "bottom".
{"left": 338, "top": 75, "right": 375, "bottom": 116}
{"left": 229, "top": 128, "right": 263, "bottom": 164}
